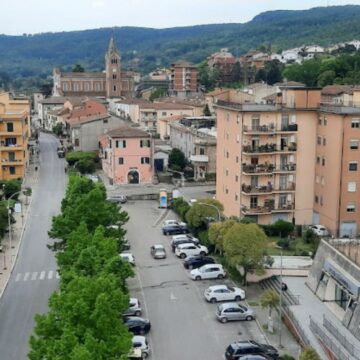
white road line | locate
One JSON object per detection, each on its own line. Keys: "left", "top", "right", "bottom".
{"left": 39, "top": 271, "right": 46, "bottom": 280}
{"left": 56, "top": 271, "right": 60, "bottom": 279}
{"left": 48, "top": 270, "right": 53, "bottom": 279}
{"left": 31, "top": 272, "right": 38, "bottom": 281}
{"left": 15, "top": 273, "right": 21, "bottom": 282}
{"left": 23, "top": 272, "right": 30, "bottom": 281}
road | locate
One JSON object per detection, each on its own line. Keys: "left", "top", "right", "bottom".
{"left": 124, "top": 200, "right": 267, "bottom": 360}
{"left": 0, "top": 133, "right": 67, "bottom": 360}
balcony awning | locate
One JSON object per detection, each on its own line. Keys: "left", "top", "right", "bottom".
{"left": 190, "top": 155, "right": 209, "bottom": 163}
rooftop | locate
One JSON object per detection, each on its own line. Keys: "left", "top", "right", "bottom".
{"left": 106, "top": 126, "right": 151, "bottom": 138}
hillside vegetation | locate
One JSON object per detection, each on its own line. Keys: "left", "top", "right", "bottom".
{"left": 1, "top": 5, "right": 360, "bottom": 91}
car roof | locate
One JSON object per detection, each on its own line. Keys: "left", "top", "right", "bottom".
{"left": 219, "top": 302, "right": 240, "bottom": 309}
{"left": 201, "top": 263, "right": 221, "bottom": 269}
{"left": 132, "top": 335, "right": 146, "bottom": 343}
{"left": 177, "top": 242, "right": 197, "bottom": 248}
{"left": 152, "top": 244, "right": 165, "bottom": 249}
{"left": 231, "top": 340, "right": 258, "bottom": 349}
{"left": 208, "top": 284, "right": 228, "bottom": 291}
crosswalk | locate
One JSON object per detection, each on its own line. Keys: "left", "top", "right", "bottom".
{"left": 14, "top": 270, "right": 60, "bottom": 283}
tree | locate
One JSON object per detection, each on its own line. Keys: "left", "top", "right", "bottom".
{"left": 185, "top": 198, "right": 224, "bottom": 233}
{"left": 168, "top": 148, "right": 186, "bottom": 171}
{"left": 256, "top": 60, "right": 283, "bottom": 85}
{"left": 52, "top": 123, "right": 64, "bottom": 137}
{"left": 223, "top": 223, "right": 267, "bottom": 285}
{"left": 272, "top": 220, "right": 294, "bottom": 238}
{"left": 230, "top": 61, "right": 242, "bottom": 83}
{"left": 208, "top": 219, "right": 236, "bottom": 254}
{"left": 300, "top": 347, "right": 321, "bottom": 360}
{"left": 149, "top": 87, "right": 166, "bottom": 102}
{"left": 73, "top": 64, "right": 85, "bottom": 72}
{"left": 39, "top": 81, "right": 53, "bottom": 97}
{"left": 65, "top": 151, "right": 97, "bottom": 166}
{"left": 0, "top": 179, "right": 21, "bottom": 200}
{"left": 76, "top": 159, "right": 96, "bottom": 175}
{"left": 172, "top": 197, "right": 190, "bottom": 221}
{"left": 203, "top": 104, "right": 211, "bottom": 116}
{"left": 317, "top": 70, "right": 336, "bottom": 86}
{"left": 260, "top": 290, "right": 279, "bottom": 333}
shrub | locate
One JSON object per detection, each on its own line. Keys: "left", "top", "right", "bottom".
{"left": 65, "top": 151, "right": 97, "bottom": 166}
{"left": 272, "top": 220, "right": 294, "bottom": 238}
{"left": 303, "top": 229, "right": 318, "bottom": 244}
{"left": 75, "top": 159, "right": 96, "bottom": 175}
{"left": 205, "top": 172, "right": 216, "bottom": 181}
{"left": 277, "top": 238, "right": 290, "bottom": 249}
{"left": 172, "top": 197, "right": 190, "bottom": 221}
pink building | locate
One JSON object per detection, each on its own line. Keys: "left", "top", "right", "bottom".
{"left": 99, "top": 127, "right": 154, "bottom": 185}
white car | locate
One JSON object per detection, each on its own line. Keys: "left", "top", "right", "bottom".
{"left": 190, "top": 264, "right": 226, "bottom": 281}
{"left": 124, "top": 298, "right": 142, "bottom": 316}
{"left": 132, "top": 336, "right": 150, "bottom": 358}
{"left": 309, "top": 225, "right": 328, "bottom": 237}
{"left": 120, "top": 252, "right": 135, "bottom": 265}
{"left": 163, "top": 219, "right": 187, "bottom": 227}
{"left": 204, "top": 285, "right": 245, "bottom": 303}
{"left": 171, "top": 234, "right": 199, "bottom": 243}
{"left": 175, "top": 243, "right": 208, "bottom": 259}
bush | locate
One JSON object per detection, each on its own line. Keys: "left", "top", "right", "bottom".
{"left": 280, "top": 355, "right": 295, "bottom": 360}
{"left": 172, "top": 197, "right": 190, "bottom": 221}
{"left": 277, "top": 238, "right": 290, "bottom": 249}
{"left": 0, "top": 180, "right": 21, "bottom": 200}
{"left": 205, "top": 172, "right": 216, "bottom": 181}
{"left": 272, "top": 220, "right": 294, "bottom": 238}
{"left": 168, "top": 148, "right": 186, "bottom": 171}
{"left": 65, "top": 151, "right": 97, "bottom": 166}
{"left": 303, "top": 229, "right": 318, "bottom": 244}
{"left": 75, "top": 159, "right": 96, "bottom": 175}
{"left": 261, "top": 224, "right": 276, "bottom": 236}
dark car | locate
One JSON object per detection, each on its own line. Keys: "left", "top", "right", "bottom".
{"left": 225, "top": 341, "right": 278, "bottom": 360}
{"left": 124, "top": 316, "right": 151, "bottom": 335}
{"left": 183, "top": 255, "right": 215, "bottom": 269}
{"left": 162, "top": 224, "right": 189, "bottom": 235}
{"left": 171, "top": 238, "right": 199, "bottom": 252}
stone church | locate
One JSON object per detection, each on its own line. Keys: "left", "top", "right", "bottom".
{"left": 53, "top": 37, "right": 134, "bottom": 98}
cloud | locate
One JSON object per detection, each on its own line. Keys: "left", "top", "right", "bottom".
{"left": 91, "top": 0, "right": 105, "bottom": 8}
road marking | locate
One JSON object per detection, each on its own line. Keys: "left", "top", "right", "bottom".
{"left": 48, "top": 270, "right": 53, "bottom": 279}
{"left": 39, "top": 271, "right": 46, "bottom": 280}
{"left": 23, "top": 272, "right": 30, "bottom": 281}
{"left": 170, "top": 292, "right": 177, "bottom": 300}
{"left": 31, "top": 272, "right": 38, "bottom": 280}
{"left": 56, "top": 271, "right": 60, "bottom": 279}
{"left": 15, "top": 273, "right": 21, "bottom": 282}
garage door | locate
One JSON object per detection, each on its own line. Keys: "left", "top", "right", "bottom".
{"left": 272, "top": 213, "right": 289, "bottom": 223}
{"left": 312, "top": 211, "right": 320, "bottom": 225}
{"left": 154, "top": 159, "right": 164, "bottom": 172}
{"left": 340, "top": 222, "right": 357, "bottom": 238}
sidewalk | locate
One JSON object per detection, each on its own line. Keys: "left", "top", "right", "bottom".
{"left": 0, "top": 160, "right": 39, "bottom": 298}
{"left": 245, "top": 283, "right": 302, "bottom": 359}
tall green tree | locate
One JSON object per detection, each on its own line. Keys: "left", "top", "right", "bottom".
{"left": 168, "top": 148, "right": 186, "bottom": 172}
{"left": 73, "top": 64, "right": 85, "bottom": 72}
{"left": 223, "top": 223, "right": 267, "bottom": 285}
{"left": 208, "top": 219, "right": 236, "bottom": 254}
{"left": 260, "top": 290, "right": 279, "bottom": 333}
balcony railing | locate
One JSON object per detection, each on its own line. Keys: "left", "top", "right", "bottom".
{"left": 242, "top": 144, "right": 297, "bottom": 154}
{"left": 243, "top": 124, "right": 298, "bottom": 133}
{"left": 241, "top": 184, "right": 273, "bottom": 194}
{"left": 241, "top": 205, "right": 272, "bottom": 215}
{"left": 242, "top": 163, "right": 275, "bottom": 174}
{"left": 274, "top": 164, "right": 297, "bottom": 172}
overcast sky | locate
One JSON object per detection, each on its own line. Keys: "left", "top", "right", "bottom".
{"left": 2, "top": 0, "right": 359, "bottom": 35}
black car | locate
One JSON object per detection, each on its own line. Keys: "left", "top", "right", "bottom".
{"left": 124, "top": 316, "right": 151, "bottom": 335}
{"left": 171, "top": 238, "right": 199, "bottom": 252}
{"left": 162, "top": 224, "right": 189, "bottom": 235}
{"left": 225, "top": 341, "right": 278, "bottom": 360}
{"left": 183, "top": 255, "right": 215, "bottom": 269}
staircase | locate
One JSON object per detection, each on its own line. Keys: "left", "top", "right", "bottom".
{"left": 260, "top": 276, "right": 300, "bottom": 306}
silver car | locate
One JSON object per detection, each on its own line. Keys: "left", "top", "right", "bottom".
{"left": 150, "top": 244, "right": 166, "bottom": 259}
{"left": 124, "top": 298, "right": 142, "bottom": 317}
{"left": 216, "top": 302, "right": 255, "bottom": 323}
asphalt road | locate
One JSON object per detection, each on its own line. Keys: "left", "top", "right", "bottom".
{"left": 124, "top": 200, "right": 267, "bottom": 360}
{"left": 0, "top": 133, "right": 67, "bottom": 360}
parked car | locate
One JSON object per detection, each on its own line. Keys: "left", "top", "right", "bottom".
{"left": 216, "top": 303, "right": 255, "bottom": 323}
{"left": 107, "top": 194, "right": 127, "bottom": 204}
{"left": 171, "top": 237, "right": 199, "bottom": 252}
{"left": 172, "top": 234, "right": 199, "bottom": 243}
{"left": 124, "top": 298, "right": 142, "bottom": 317}
{"left": 236, "top": 356, "right": 268, "bottom": 360}
{"left": 225, "top": 341, "right": 279, "bottom": 359}
{"left": 162, "top": 223, "right": 189, "bottom": 235}
{"left": 163, "top": 219, "right": 187, "bottom": 227}
{"left": 204, "top": 285, "right": 245, "bottom": 303}
{"left": 128, "top": 348, "right": 143, "bottom": 360}
{"left": 189, "top": 264, "right": 225, "bottom": 280}
{"left": 183, "top": 255, "right": 215, "bottom": 269}
{"left": 150, "top": 244, "right": 166, "bottom": 259}
{"left": 124, "top": 316, "right": 151, "bottom": 335}
{"left": 309, "top": 224, "right": 328, "bottom": 237}
{"left": 175, "top": 243, "right": 208, "bottom": 259}
{"left": 132, "top": 336, "right": 150, "bottom": 358}
{"left": 120, "top": 252, "right": 135, "bottom": 265}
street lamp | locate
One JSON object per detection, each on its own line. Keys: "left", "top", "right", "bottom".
{"left": 196, "top": 202, "right": 221, "bottom": 222}
{"left": 6, "top": 190, "right": 23, "bottom": 259}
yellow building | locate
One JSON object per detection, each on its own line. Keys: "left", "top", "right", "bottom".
{"left": 0, "top": 93, "right": 30, "bottom": 180}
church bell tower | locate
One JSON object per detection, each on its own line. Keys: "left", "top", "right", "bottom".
{"left": 105, "top": 36, "right": 122, "bottom": 98}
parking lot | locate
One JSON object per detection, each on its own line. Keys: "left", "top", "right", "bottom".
{"left": 124, "top": 200, "right": 268, "bottom": 360}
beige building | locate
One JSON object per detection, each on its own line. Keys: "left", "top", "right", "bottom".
{"left": 216, "top": 84, "right": 360, "bottom": 236}
{"left": 0, "top": 93, "right": 30, "bottom": 180}
{"left": 169, "top": 60, "right": 198, "bottom": 98}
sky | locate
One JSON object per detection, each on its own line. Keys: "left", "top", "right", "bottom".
{"left": 1, "top": 0, "right": 359, "bottom": 35}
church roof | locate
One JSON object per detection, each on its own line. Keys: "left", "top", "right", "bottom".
{"left": 61, "top": 72, "right": 105, "bottom": 79}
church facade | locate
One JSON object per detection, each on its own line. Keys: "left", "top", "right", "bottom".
{"left": 53, "top": 37, "right": 134, "bottom": 98}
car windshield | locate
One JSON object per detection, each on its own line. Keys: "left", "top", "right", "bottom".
{"left": 228, "top": 286, "right": 234, "bottom": 292}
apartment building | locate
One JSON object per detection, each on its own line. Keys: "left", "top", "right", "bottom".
{"left": 0, "top": 92, "right": 30, "bottom": 180}
{"left": 169, "top": 60, "right": 198, "bottom": 98}
{"left": 215, "top": 84, "right": 360, "bottom": 236}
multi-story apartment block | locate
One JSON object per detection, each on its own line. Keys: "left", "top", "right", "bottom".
{"left": 0, "top": 92, "right": 30, "bottom": 180}
{"left": 216, "top": 84, "right": 360, "bottom": 236}
{"left": 169, "top": 61, "right": 198, "bottom": 98}
{"left": 99, "top": 127, "right": 153, "bottom": 185}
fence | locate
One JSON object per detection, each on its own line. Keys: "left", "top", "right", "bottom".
{"left": 310, "top": 316, "right": 353, "bottom": 360}
{"left": 323, "top": 315, "right": 360, "bottom": 359}
{"left": 282, "top": 304, "right": 310, "bottom": 346}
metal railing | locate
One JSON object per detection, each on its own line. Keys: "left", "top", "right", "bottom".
{"left": 323, "top": 315, "right": 360, "bottom": 359}
{"left": 310, "top": 316, "right": 352, "bottom": 360}
{"left": 326, "top": 239, "right": 360, "bottom": 267}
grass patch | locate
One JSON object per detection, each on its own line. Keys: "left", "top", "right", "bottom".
{"left": 247, "top": 300, "right": 260, "bottom": 307}
{"left": 266, "top": 236, "right": 316, "bottom": 256}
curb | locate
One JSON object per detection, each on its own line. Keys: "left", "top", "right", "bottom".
{"left": 0, "top": 168, "right": 39, "bottom": 300}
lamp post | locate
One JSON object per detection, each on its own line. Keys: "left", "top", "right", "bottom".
{"left": 196, "top": 202, "right": 221, "bottom": 222}
{"left": 7, "top": 190, "right": 23, "bottom": 262}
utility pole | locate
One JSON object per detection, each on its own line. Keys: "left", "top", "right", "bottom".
{"left": 279, "top": 249, "right": 283, "bottom": 348}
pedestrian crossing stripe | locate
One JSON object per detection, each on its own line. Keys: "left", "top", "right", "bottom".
{"left": 14, "top": 270, "right": 60, "bottom": 282}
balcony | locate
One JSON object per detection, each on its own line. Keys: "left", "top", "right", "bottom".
{"left": 1, "top": 159, "right": 24, "bottom": 166}
{"left": 279, "top": 124, "right": 298, "bottom": 132}
{"left": 273, "top": 164, "right": 296, "bottom": 173}
{"left": 243, "top": 124, "right": 275, "bottom": 134}
{"left": 273, "top": 182, "right": 296, "bottom": 193}
{"left": 0, "top": 143, "right": 23, "bottom": 150}
{"left": 242, "top": 163, "right": 275, "bottom": 174}
{"left": 241, "top": 183, "right": 273, "bottom": 194}
{"left": 273, "top": 203, "right": 295, "bottom": 212}
{"left": 190, "top": 155, "right": 208, "bottom": 163}
{"left": 242, "top": 143, "right": 297, "bottom": 154}
{"left": 241, "top": 205, "right": 272, "bottom": 215}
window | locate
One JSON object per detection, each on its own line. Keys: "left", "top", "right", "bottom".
{"left": 8, "top": 152, "right": 15, "bottom": 161}
{"left": 226, "top": 132, "right": 229, "bottom": 140}
{"left": 236, "top": 156, "right": 239, "bottom": 163}
{"left": 103, "top": 119, "right": 108, "bottom": 124}
{"left": 318, "top": 118, "right": 322, "bottom": 125}
{"left": 6, "top": 123, "right": 13, "bottom": 132}
{"left": 320, "top": 196, "right": 323, "bottom": 206}
{"left": 140, "top": 139, "right": 150, "bottom": 148}
{"left": 236, "top": 134, "right": 240, "bottom": 143}
{"left": 141, "top": 157, "right": 150, "bottom": 164}
{"left": 118, "top": 157, "right": 124, "bottom": 165}
{"left": 316, "top": 156, "right": 320, "bottom": 165}
{"left": 347, "top": 203, "right": 356, "bottom": 212}
{"left": 317, "top": 136, "right": 322, "bottom": 145}
{"left": 316, "top": 175, "right": 320, "bottom": 184}
{"left": 111, "top": 58, "right": 118, "bottom": 64}
{"left": 225, "top": 169, "right": 229, "bottom": 176}
{"left": 321, "top": 177, "right": 325, "bottom": 186}
{"left": 9, "top": 166, "right": 15, "bottom": 175}
{"left": 324, "top": 118, "right": 327, "bottom": 126}
{"left": 237, "top": 115, "right": 240, "bottom": 124}
{"left": 226, "top": 112, "right": 230, "bottom": 122}
{"left": 225, "top": 187, "right": 229, "bottom": 194}
{"left": 322, "top": 157, "right": 325, "bottom": 166}
{"left": 335, "top": 284, "right": 350, "bottom": 310}
{"left": 162, "top": 112, "right": 167, "bottom": 116}
{"left": 73, "top": 83, "right": 79, "bottom": 91}
{"left": 350, "top": 139, "right": 359, "bottom": 150}
{"left": 250, "top": 196, "right": 258, "bottom": 208}
{"left": 116, "top": 140, "right": 126, "bottom": 148}
{"left": 235, "top": 193, "right": 238, "bottom": 201}
{"left": 113, "top": 85, "right": 117, "bottom": 92}
{"left": 226, "top": 151, "right": 229, "bottom": 158}
{"left": 323, "top": 137, "right": 326, "bottom": 146}
{"left": 84, "top": 83, "right": 90, "bottom": 91}
{"left": 63, "top": 83, "right": 68, "bottom": 91}
{"left": 315, "top": 195, "right": 319, "bottom": 203}
{"left": 235, "top": 175, "right": 239, "bottom": 182}
{"left": 352, "top": 119, "right": 360, "bottom": 128}
{"left": 112, "top": 74, "right": 117, "bottom": 80}
{"left": 75, "top": 139, "right": 80, "bottom": 147}
{"left": 199, "top": 148, "right": 205, "bottom": 155}
{"left": 348, "top": 182, "right": 357, "bottom": 192}
{"left": 349, "top": 162, "right": 358, "bottom": 171}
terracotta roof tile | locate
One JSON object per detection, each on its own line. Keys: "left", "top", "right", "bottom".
{"left": 106, "top": 126, "right": 151, "bottom": 138}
